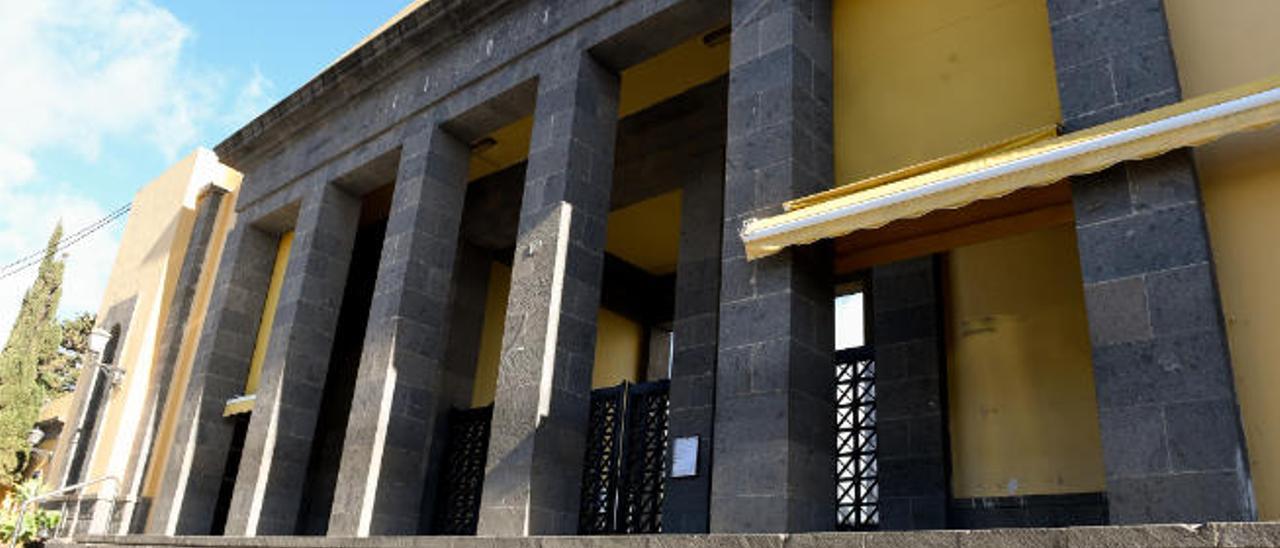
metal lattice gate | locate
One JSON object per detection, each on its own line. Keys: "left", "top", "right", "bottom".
{"left": 836, "top": 346, "right": 878, "bottom": 530}
{"left": 433, "top": 405, "right": 493, "bottom": 535}
{"left": 579, "top": 380, "right": 669, "bottom": 535}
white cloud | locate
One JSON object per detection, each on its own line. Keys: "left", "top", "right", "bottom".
{"left": 0, "top": 0, "right": 267, "bottom": 340}
{"left": 0, "top": 148, "right": 35, "bottom": 189}
{"left": 228, "top": 66, "right": 276, "bottom": 129}
{"left": 0, "top": 0, "right": 196, "bottom": 166}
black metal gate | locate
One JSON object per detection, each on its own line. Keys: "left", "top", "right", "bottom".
{"left": 835, "top": 346, "right": 878, "bottom": 530}
{"left": 433, "top": 405, "right": 493, "bottom": 535}
{"left": 579, "top": 380, "right": 669, "bottom": 535}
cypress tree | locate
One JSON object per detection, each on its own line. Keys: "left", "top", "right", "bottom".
{"left": 0, "top": 225, "right": 65, "bottom": 486}
{"left": 42, "top": 312, "right": 95, "bottom": 396}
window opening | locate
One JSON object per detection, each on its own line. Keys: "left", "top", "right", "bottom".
{"left": 835, "top": 289, "right": 877, "bottom": 530}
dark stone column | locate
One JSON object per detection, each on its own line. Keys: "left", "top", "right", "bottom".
{"left": 147, "top": 220, "right": 280, "bottom": 535}
{"left": 663, "top": 151, "right": 725, "bottom": 533}
{"left": 225, "top": 182, "right": 361, "bottom": 535}
{"left": 476, "top": 52, "right": 620, "bottom": 536}
{"left": 871, "top": 256, "right": 949, "bottom": 530}
{"left": 328, "top": 120, "right": 471, "bottom": 536}
{"left": 119, "top": 185, "right": 228, "bottom": 533}
{"left": 415, "top": 240, "right": 493, "bottom": 533}
{"left": 710, "top": 0, "right": 836, "bottom": 533}
{"left": 1047, "top": 0, "right": 1255, "bottom": 523}
{"left": 438, "top": 242, "right": 493, "bottom": 411}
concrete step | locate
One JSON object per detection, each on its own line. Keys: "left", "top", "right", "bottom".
{"left": 51, "top": 522, "right": 1280, "bottom": 548}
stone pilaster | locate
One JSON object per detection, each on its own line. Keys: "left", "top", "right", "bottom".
{"left": 476, "top": 52, "right": 620, "bottom": 536}
{"left": 119, "top": 186, "right": 228, "bottom": 534}
{"left": 871, "top": 256, "right": 949, "bottom": 530}
{"left": 438, "top": 242, "right": 493, "bottom": 411}
{"left": 662, "top": 149, "right": 725, "bottom": 533}
{"left": 710, "top": 0, "right": 836, "bottom": 533}
{"left": 148, "top": 221, "right": 280, "bottom": 535}
{"left": 328, "top": 120, "right": 471, "bottom": 536}
{"left": 1047, "top": 0, "right": 1255, "bottom": 523}
{"left": 224, "top": 183, "right": 361, "bottom": 535}
{"left": 416, "top": 240, "right": 494, "bottom": 533}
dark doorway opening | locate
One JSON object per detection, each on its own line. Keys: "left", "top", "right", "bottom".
{"left": 294, "top": 186, "right": 392, "bottom": 535}
{"left": 64, "top": 371, "right": 108, "bottom": 487}
{"left": 64, "top": 324, "right": 120, "bottom": 487}
{"left": 210, "top": 414, "right": 251, "bottom": 535}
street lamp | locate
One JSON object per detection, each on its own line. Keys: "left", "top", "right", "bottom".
{"left": 87, "top": 328, "right": 111, "bottom": 357}
{"left": 87, "top": 328, "right": 124, "bottom": 386}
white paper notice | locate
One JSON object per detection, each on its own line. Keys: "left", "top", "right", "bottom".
{"left": 671, "top": 436, "right": 699, "bottom": 478}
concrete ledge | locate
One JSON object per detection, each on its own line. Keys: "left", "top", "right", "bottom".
{"left": 57, "top": 523, "right": 1280, "bottom": 548}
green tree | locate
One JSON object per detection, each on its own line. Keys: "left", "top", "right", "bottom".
{"left": 1, "top": 478, "right": 62, "bottom": 547}
{"left": 0, "top": 225, "right": 65, "bottom": 487}
{"left": 40, "top": 313, "right": 94, "bottom": 397}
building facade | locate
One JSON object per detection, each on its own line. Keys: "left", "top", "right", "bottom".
{"left": 48, "top": 0, "right": 1280, "bottom": 543}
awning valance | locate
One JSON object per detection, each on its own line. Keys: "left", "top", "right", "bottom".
{"left": 742, "top": 75, "right": 1280, "bottom": 260}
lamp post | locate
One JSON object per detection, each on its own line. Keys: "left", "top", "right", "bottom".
{"left": 87, "top": 328, "right": 124, "bottom": 386}
{"left": 87, "top": 328, "right": 110, "bottom": 356}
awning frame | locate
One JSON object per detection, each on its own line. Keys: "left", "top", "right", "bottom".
{"left": 742, "top": 75, "right": 1280, "bottom": 260}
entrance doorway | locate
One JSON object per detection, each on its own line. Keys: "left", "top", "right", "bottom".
{"left": 578, "top": 379, "right": 670, "bottom": 535}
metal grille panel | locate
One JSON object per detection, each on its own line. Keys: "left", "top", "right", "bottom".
{"left": 579, "top": 380, "right": 669, "bottom": 535}
{"left": 433, "top": 405, "right": 493, "bottom": 535}
{"left": 619, "top": 380, "right": 669, "bottom": 534}
{"left": 579, "top": 385, "right": 626, "bottom": 534}
{"left": 836, "top": 346, "right": 878, "bottom": 531}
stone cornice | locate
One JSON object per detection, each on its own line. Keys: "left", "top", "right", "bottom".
{"left": 213, "top": 0, "right": 516, "bottom": 168}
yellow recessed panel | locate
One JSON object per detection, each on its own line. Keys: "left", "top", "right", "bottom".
{"left": 832, "top": 0, "right": 1061, "bottom": 184}
{"left": 243, "top": 231, "right": 294, "bottom": 398}
{"left": 605, "top": 190, "right": 683, "bottom": 275}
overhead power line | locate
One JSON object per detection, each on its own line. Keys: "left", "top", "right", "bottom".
{"left": 0, "top": 203, "right": 131, "bottom": 274}
{"left": 0, "top": 203, "right": 133, "bottom": 281}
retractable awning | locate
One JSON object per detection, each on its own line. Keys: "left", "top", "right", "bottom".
{"left": 742, "top": 75, "right": 1280, "bottom": 260}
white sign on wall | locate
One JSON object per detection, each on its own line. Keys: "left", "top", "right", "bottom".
{"left": 671, "top": 436, "right": 699, "bottom": 478}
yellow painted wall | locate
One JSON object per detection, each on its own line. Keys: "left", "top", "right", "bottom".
{"left": 142, "top": 184, "right": 240, "bottom": 498}
{"left": 471, "top": 262, "right": 511, "bottom": 407}
{"left": 244, "top": 232, "right": 295, "bottom": 397}
{"left": 64, "top": 149, "right": 241, "bottom": 503}
{"left": 1165, "top": 0, "right": 1280, "bottom": 519}
{"left": 945, "top": 225, "right": 1106, "bottom": 497}
{"left": 830, "top": 0, "right": 1103, "bottom": 498}
{"left": 590, "top": 309, "right": 645, "bottom": 389}
{"left": 605, "top": 190, "right": 683, "bottom": 275}
{"left": 469, "top": 262, "right": 646, "bottom": 406}
{"left": 831, "top": 0, "right": 1061, "bottom": 184}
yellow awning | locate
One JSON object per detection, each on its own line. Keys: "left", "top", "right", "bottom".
{"left": 223, "top": 394, "right": 255, "bottom": 417}
{"left": 742, "top": 75, "right": 1280, "bottom": 260}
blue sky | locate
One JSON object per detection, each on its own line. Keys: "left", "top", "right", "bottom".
{"left": 0, "top": 0, "right": 412, "bottom": 339}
